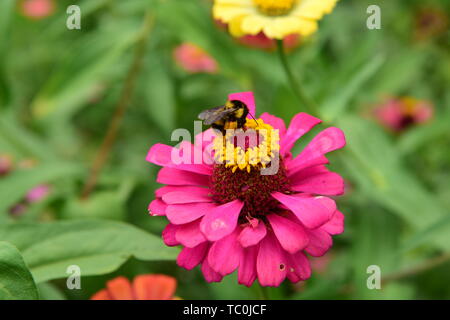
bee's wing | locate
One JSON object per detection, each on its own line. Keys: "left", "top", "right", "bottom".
{"left": 198, "top": 106, "right": 223, "bottom": 120}
{"left": 198, "top": 106, "right": 236, "bottom": 125}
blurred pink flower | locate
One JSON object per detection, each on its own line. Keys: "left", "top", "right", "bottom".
{"left": 20, "top": 0, "right": 55, "bottom": 19}
{"left": 173, "top": 43, "right": 218, "bottom": 74}
{"left": 374, "top": 97, "right": 434, "bottom": 132}
{"left": 146, "top": 92, "right": 346, "bottom": 287}
{"left": 9, "top": 204, "right": 27, "bottom": 217}
{"left": 0, "top": 154, "right": 13, "bottom": 176}
{"left": 26, "top": 184, "right": 50, "bottom": 203}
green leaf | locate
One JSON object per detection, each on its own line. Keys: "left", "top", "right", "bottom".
{"left": 37, "top": 282, "right": 66, "bottom": 300}
{"left": 397, "top": 111, "right": 450, "bottom": 155}
{"left": 350, "top": 210, "right": 402, "bottom": 299}
{"left": 322, "top": 54, "right": 385, "bottom": 121}
{"left": 339, "top": 116, "right": 450, "bottom": 251}
{"left": 0, "top": 241, "right": 39, "bottom": 300}
{"left": 369, "top": 49, "right": 426, "bottom": 96}
{"left": 143, "top": 57, "right": 176, "bottom": 134}
{"left": 31, "top": 26, "right": 139, "bottom": 119}
{"left": 0, "top": 220, "right": 178, "bottom": 283}
{"left": 62, "top": 191, "right": 126, "bottom": 221}
{"left": 0, "top": 112, "right": 57, "bottom": 161}
{"left": 401, "top": 214, "right": 450, "bottom": 253}
{"left": 0, "top": 0, "right": 14, "bottom": 55}
{"left": 0, "top": 162, "right": 83, "bottom": 215}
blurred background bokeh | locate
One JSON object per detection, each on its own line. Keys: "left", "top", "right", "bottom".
{"left": 0, "top": 0, "right": 449, "bottom": 299}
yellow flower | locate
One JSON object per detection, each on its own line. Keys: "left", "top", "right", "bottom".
{"left": 213, "top": 0, "right": 338, "bottom": 40}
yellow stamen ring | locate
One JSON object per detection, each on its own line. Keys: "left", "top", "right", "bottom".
{"left": 252, "top": 0, "right": 297, "bottom": 16}
{"left": 213, "top": 118, "right": 280, "bottom": 173}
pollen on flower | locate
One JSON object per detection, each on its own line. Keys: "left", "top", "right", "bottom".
{"left": 213, "top": 118, "right": 280, "bottom": 173}
{"left": 253, "top": 0, "right": 297, "bottom": 16}
{"left": 211, "top": 118, "right": 288, "bottom": 220}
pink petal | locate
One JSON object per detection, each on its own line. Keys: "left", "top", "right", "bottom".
{"left": 287, "top": 155, "right": 330, "bottom": 174}
{"left": 290, "top": 170, "right": 345, "bottom": 196}
{"left": 180, "top": 140, "right": 213, "bottom": 168}
{"left": 289, "top": 165, "right": 328, "bottom": 180}
{"left": 280, "top": 113, "right": 322, "bottom": 156}
{"left": 208, "top": 230, "right": 242, "bottom": 275}
{"left": 228, "top": 92, "right": 256, "bottom": 117}
{"left": 155, "top": 185, "right": 209, "bottom": 198}
{"left": 288, "top": 127, "right": 346, "bottom": 174}
{"left": 201, "top": 260, "right": 223, "bottom": 283}
{"left": 155, "top": 186, "right": 179, "bottom": 198}
{"left": 148, "top": 199, "right": 167, "bottom": 216}
{"left": 157, "top": 167, "right": 210, "bottom": 186}
{"left": 374, "top": 100, "right": 403, "bottom": 130}
{"left": 177, "top": 242, "right": 209, "bottom": 270}
{"left": 414, "top": 102, "right": 433, "bottom": 123}
{"left": 195, "top": 128, "right": 216, "bottom": 153}
{"left": 305, "top": 229, "right": 333, "bottom": 257}
{"left": 166, "top": 202, "right": 218, "bottom": 225}
{"left": 320, "top": 210, "right": 344, "bottom": 235}
{"left": 175, "top": 220, "right": 207, "bottom": 248}
{"left": 256, "top": 233, "right": 288, "bottom": 287}
{"left": 162, "top": 223, "right": 180, "bottom": 246}
{"left": 26, "top": 184, "right": 50, "bottom": 203}
{"left": 271, "top": 193, "right": 336, "bottom": 229}
{"left": 146, "top": 143, "right": 212, "bottom": 175}
{"left": 162, "top": 188, "right": 212, "bottom": 204}
{"left": 200, "top": 200, "right": 244, "bottom": 241}
{"left": 238, "top": 221, "right": 267, "bottom": 247}
{"left": 286, "top": 251, "right": 311, "bottom": 282}
{"left": 259, "top": 112, "right": 286, "bottom": 137}
{"left": 173, "top": 43, "right": 218, "bottom": 74}
{"left": 238, "top": 246, "right": 258, "bottom": 287}
{"left": 267, "top": 214, "right": 309, "bottom": 254}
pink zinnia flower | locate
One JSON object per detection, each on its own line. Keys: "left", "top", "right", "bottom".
{"left": 374, "top": 97, "right": 434, "bottom": 132}
{"left": 20, "top": 0, "right": 55, "bottom": 20}
{"left": 25, "top": 184, "right": 50, "bottom": 203}
{"left": 146, "top": 92, "right": 345, "bottom": 287}
{"left": 173, "top": 43, "right": 218, "bottom": 74}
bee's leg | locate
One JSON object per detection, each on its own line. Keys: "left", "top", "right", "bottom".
{"left": 237, "top": 117, "right": 247, "bottom": 129}
{"left": 211, "top": 123, "right": 225, "bottom": 135}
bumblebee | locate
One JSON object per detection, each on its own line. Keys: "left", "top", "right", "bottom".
{"left": 198, "top": 100, "right": 249, "bottom": 134}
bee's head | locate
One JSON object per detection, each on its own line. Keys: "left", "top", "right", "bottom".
{"left": 226, "top": 100, "right": 249, "bottom": 117}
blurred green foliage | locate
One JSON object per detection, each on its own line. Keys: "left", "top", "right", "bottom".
{"left": 0, "top": 0, "right": 449, "bottom": 300}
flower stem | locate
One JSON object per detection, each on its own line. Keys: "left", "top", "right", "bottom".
{"left": 381, "top": 252, "right": 450, "bottom": 285}
{"left": 81, "top": 11, "right": 154, "bottom": 199}
{"left": 276, "top": 40, "right": 319, "bottom": 117}
{"left": 256, "top": 284, "right": 270, "bottom": 300}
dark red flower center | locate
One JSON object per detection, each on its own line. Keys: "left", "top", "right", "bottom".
{"left": 211, "top": 159, "right": 290, "bottom": 223}
{"left": 398, "top": 114, "right": 415, "bottom": 131}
